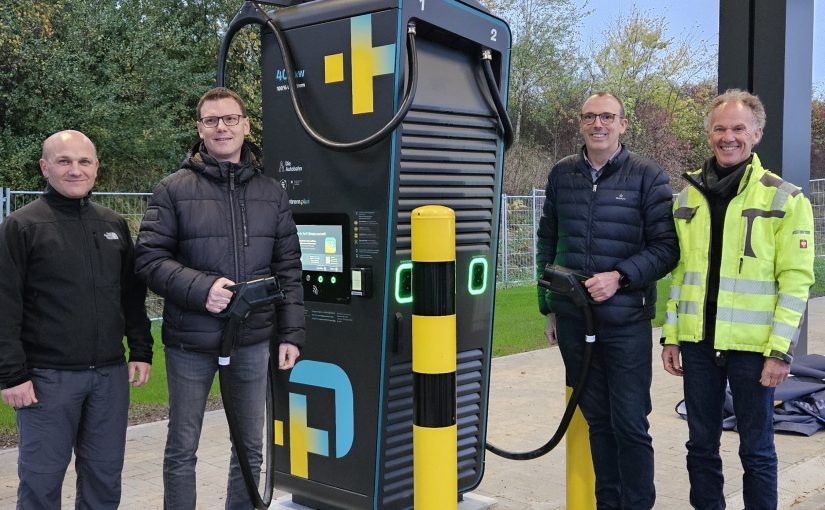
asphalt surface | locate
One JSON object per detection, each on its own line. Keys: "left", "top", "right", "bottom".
{"left": 2, "top": 299, "right": 825, "bottom": 509}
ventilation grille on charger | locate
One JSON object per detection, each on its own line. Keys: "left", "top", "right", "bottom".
{"left": 395, "top": 108, "right": 499, "bottom": 256}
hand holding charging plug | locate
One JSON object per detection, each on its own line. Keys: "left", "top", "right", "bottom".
{"left": 207, "top": 277, "right": 236, "bottom": 313}
{"left": 584, "top": 270, "right": 622, "bottom": 303}
{"left": 216, "top": 276, "right": 286, "bottom": 365}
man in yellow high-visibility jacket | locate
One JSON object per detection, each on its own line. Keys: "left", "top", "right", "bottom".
{"left": 661, "top": 89, "right": 815, "bottom": 510}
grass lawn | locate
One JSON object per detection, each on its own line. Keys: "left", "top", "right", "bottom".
{"left": 813, "top": 257, "right": 825, "bottom": 297}
{"left": 0, "top": 268, "right": 818, "bottom": 440}
{"left": 0, "top": 323, "right": 219, "bottom": 441}
{"left": 492, "top": 276, "right": 672, "bottom": 357}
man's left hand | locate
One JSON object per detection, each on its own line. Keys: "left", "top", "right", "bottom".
{"left": 759, "top": 357, "right": 791, "bottom": 388}
{"left": 584, "top": 271, "right": 622, "bottom": 302}
{"left": 129, "top": 362, "right": 152, "bottom": 387}
{"left": 278, "top": 343, "right": 300, "bottom": 370}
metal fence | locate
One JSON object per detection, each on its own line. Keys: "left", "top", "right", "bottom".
{"left": 3, "top": 181, "right": 825, "bottom": 316}
{"left": 810, "top": 179, "right": 825, "bottom": 258}
{"left": 497, "top": 180, "right": 825, "bottom": 285}
{"left": 497, "top": 189, "right": 545, "bottom": 286}
{"left": 0, "top": 189, "right": 163, "bottom": 319}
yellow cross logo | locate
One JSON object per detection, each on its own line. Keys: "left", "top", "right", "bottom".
{"left": 324, "top": 15, "right": 396, "bottom": 115}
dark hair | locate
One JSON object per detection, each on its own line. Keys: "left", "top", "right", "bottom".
{"left": 196, "top": 87, "right": 247, "bottom": 119}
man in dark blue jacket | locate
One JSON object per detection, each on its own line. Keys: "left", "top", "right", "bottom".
{"left": 537, "top": 92, "right": 679, "bottom": 509}
{"left": 0, "top": 130, "right": 153, "bottom": 509}
{"left": 135, "top": 87, "right": 305, "bottom": 509}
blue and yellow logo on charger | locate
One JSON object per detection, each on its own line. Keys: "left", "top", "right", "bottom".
{"left": 324, "top": 14, "right": 396, "bottom": 115}
{"left": 275, "top": 360, "right": 354, "bottom": 478}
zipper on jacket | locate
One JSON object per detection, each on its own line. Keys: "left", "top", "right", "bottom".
{"left": 93, "top": 231, "right": 104, "bottom": 273}
{"left": 682, "top": 173, "right": 713, "bottom": 342}
{"left": 228, "top": 168, "right": 241, "bottom": 281}
{"left": 78, "top": 207, "right": 99, "bottom": 367}
{"left": 585, "top": 180, "right": 598, "bottom": 270}
{"left": 240, "top": 192, "right": 249, "bottom": 247}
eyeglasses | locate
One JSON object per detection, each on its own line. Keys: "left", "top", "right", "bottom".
{"left": 198, "top": 114, "right": 245, "bottom": 128}
{"left": 580, "top": 112, "right": 621, "bottom": 125}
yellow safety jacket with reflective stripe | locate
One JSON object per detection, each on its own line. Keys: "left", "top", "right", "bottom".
{"left": 662, "top": 154, "right": 815, "bottom": 362}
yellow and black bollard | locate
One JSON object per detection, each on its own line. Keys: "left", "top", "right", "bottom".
{"left": 411, "top": 205, "right": 457, "bottom": 510}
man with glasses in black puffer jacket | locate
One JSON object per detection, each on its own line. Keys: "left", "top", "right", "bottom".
{"left": 135, "top": 87, "right": 305, "bottom": 510}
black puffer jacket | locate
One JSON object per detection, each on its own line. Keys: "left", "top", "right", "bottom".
{"left": 536, "top": 145, "right": 679, "bottom": 325}
{"left": 135, "top": 141, "right": 305, "bottom": 353}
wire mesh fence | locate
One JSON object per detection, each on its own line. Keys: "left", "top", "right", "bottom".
{"left": 497, "top": 189, "right": 545, "bottom": 286}
{"left": 497, "top": 181, "right": 825, "bottom": 284}
{"left": 1, "top": 190, "right": 163, "bottom": 320}
{"left": 810, "top": 179, "right": 825, "bottom": 258}
{"left": 3, "top": 181, "right": 825, "bottom": 319}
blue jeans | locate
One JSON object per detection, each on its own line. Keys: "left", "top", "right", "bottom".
{"left": 16, "top": 364, "right": 129, "bottom": 510}
{"left": 163, "top": 341, "right": 269, "bottom": 510}
{"left": 556, "top": 317, "right": 655, "bottom": 510}
{"left": 681, "top": 340, "right": 777, "bottom": 510}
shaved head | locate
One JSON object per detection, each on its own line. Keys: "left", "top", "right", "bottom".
{"left": 39, "top": 130, "right": 99, "bottom": 199}
{"left": 42, "top": 130, "right": 97, "bottom": 161}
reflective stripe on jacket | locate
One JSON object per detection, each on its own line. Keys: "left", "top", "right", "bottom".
{"left": 663, "top": 153, "right": 815, "bottom": 361}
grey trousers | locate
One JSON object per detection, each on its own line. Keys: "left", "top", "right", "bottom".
{"left": 16, "top": 363, "right": 129, "bottom": 510}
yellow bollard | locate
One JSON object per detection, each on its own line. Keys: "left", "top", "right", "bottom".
{"left": 412, "top": 205, "right": 457, "bottom": 510}
{"left": 566, "top": 386, "right": 596, "bottom": 509}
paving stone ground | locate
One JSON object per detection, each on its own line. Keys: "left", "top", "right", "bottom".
{"left": 3, "top": 299, "right": 825, "bottom": 509}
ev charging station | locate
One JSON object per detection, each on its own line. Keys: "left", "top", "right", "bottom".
{"left": 219, "top": 1, "right": 511, "bottom": 508}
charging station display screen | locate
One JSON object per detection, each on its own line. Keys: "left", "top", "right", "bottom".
{"left": 298, "top": 225, "right": 343, "bottom": 273}
{"left": 294, "top": 214, "right": 350, "bottom": 304}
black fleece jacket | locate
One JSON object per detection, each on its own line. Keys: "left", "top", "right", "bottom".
{"left": 0, "top": 186, "right": 153, "bottom": 389}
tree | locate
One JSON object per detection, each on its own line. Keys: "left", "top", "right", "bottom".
{"left": 812, "top": 96, "right": 825, "bottom": 180}
{"left": 0, "top": 1, "right": 67, "bottom": 189}
{"left": 586, "top": 9, "right": 716, "bottom": 184}
{"left": 501, "top": 141, "right": 553, "bottom": 194}
{"left": 0, "top": 0, "right": 263, "bottom": 191}
{"left": 484, "top": 0, "right": 587, "bottom": 147}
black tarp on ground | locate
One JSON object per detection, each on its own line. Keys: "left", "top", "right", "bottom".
{"left": 675, "top": 354, "right": 825, "bottom": 436}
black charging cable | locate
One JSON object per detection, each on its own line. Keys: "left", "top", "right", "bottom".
{"left": 217, "top": 1, "right": 419, "bottom": 152}
{"left": 485, "top": 265, "right": 595, "bottom": 460}
{"left": 480, "top": 48, "right": 514, "bottom": 150}
{"left": 215, "top": 277, "right": 285, "bottom": 510}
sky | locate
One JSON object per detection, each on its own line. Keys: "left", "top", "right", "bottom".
{"left": 576, "top": 0, "right": 825, "bottom": 91}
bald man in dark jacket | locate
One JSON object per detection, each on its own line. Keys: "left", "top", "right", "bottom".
{"left": 1, "top": 130, "right": 152, "bottom": 509}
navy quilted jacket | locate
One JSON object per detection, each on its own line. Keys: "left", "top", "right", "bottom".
{"left": 536, "top": 145, "right": 679, "bottom": 325}
{"left": 135, "top": 141, "right": 305, "bottom": 353}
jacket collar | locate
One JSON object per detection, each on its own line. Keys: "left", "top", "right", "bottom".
{"left": 685, "top": 152, "right": 764, "bottom": 196}
{"left": 577, "top": 143, "right": 629, "bottom": 178}
{"left": 42, "top": 184, "right": 92, "bottom": 211}
{"left": 182, "top": 140, "right": 263, "bottom": 184}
